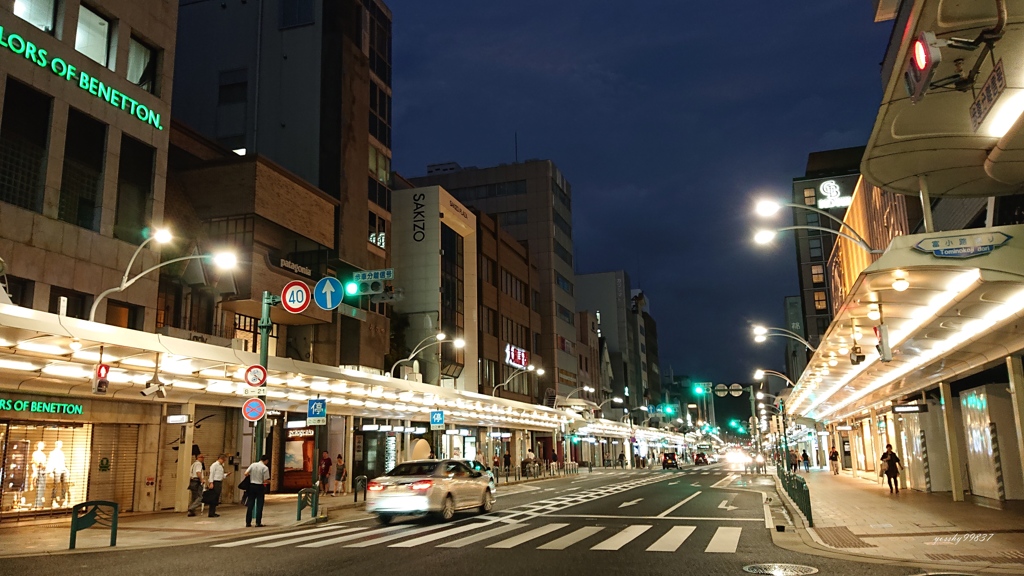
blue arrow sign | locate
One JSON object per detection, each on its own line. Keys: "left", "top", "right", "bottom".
{"left": 314, "top": 277, "right": 343, "bottom": 310}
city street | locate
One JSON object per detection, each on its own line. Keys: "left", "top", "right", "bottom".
{"left": 0, "top": 467, "right": 926, "bottom": 576}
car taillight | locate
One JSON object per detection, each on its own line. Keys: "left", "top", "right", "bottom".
{"left": 410, "top": 480, "right": 433, "bottom": 491}
{"left": 367, "top": 482, "right": 384, "bottom": 491}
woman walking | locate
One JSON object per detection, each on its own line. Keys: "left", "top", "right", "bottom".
{"left": 332, "top": 455, "right": 347, "bottom": 496}
{"left": 880, "top": 444, "right": 903, "bottom": 493}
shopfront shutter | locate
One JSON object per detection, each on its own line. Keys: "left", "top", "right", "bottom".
{"left": 87, "top": 424, "right": 139, "bottom": 510}
{"left": 192, "top": 407, "right": 228, "bottom": 462}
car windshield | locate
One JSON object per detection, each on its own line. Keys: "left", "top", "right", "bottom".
{"left": 386, "top": 462, "right": 438, "bottom": 476}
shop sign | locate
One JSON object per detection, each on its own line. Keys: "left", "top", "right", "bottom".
{"left": 287, "top": 428, "right": 314, "bottom": 438}
{"left": 0, "top": 22, "right": 163, "bottom": 129}
{"left": 914, "top": 231, "right": 1011, "bottom": 259}
{"left": 354, "top": 435, "right": 363, "bottom": 461}
{"left": 504, "top": 344, "right": 529, "bottom": 370}
{"left": 412, "top": 193, "right": 427, "bottom": 242}
{"left": 836, "top": 425, "right": 853, "bottom": 431}
{"left": 893, "top": 404, "right": 927, "bottom": 414}
{"left": 0, "top": 397, "right": 84, "bottom": 415}
{"left": 817, "top": 180, "right": 852, "bottom": 210}
{"left": 166, "top": 414, "right": 191, "bottom": 424}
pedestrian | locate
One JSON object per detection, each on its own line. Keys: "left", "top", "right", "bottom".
{"left": 244, "top": 454, "right": 272, "bottom": 527}
{"left": 527, "top": 447, "right": 536, "bottom": 461}
{"left": 503, "top": 451, "right": 511, "bottom": 472}
{"left": 318, "top": 451, "right": 332, "bottom": 496}
{"left": 801, "top": 450, "right": 810, "bottom": 472}
{"left": 187, "top": 453, "right": 205, "bottom": 517}
{"left": 787, "top": 450, "right": 798, "bottom": 473}
{"left": 332, "top": 455, "right": 347, "bottom": 496}
{"left": 880, "top": 444, "right": 903, "bottom": 494}
{"left": 206, "top": 454, "right": 230, "bottom": 518}
{"left": 618, "top": 452, "right": 626, "bottom": 469}
{"left": 829, "top": 446, "right": 840, "bottom": 475}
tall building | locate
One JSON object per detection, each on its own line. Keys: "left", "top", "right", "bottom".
{"left": 632, "top": 290, "right": 661, "bottom": 406}
{"left": 411, "top": 160, "right": 578, "bottom": 398}
{"left": 173, "top": 0, "right": 393, "bottom": 368}
{"left": 791, "top": 147, "right": 861, "bottom": 349}
{"left": 782, "top": 295, "right": 805, "bottom": 387}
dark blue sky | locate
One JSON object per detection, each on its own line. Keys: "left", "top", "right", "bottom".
{"left": 388, "top": 1, "right": 894, "bottom": 386}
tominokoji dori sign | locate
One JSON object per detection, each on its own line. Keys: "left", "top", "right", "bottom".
{"left": 0, "top": 22, "right": 164, "bottom": 130}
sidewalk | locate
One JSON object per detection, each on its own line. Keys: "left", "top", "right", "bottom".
{"left": 789, "top": 466, "right": 1024, "bottom": 572}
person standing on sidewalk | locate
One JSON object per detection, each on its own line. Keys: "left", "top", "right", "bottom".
{"left": 801, "top": 450, "right": 810, "bottom": 472}
{"left": 829, "top": 446, "right": 840, "bottom": 475}
{"left": 881, "top": 444, "right": 902, "bottom": 494}
{"left": 318, "top": 451, "right": 332, "bottom": 496}
{"left": 187, "top": 453, "right": 205, "bottom": 517}
{"left": 207, "top": 454, "right": 230, "bottom": 518}
{"left": 503, "top": 451, "right": 511, "bottom": 473}
{"left": 332, "top": 455, "right": 347, "bottom": 496}
{"left": 244, "top": 454, "right": 271, "bottom": 527}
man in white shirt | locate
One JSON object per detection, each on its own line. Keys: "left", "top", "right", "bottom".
{"left": 207, "top": 454, "right": 230, "bottom": 518}
{"left": 187, "top": 453, "right": 205, "bottom": 517}
{"left": 244, "top": 454, "right": 271, "bottom": 527}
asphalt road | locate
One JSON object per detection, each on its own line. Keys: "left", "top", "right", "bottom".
{"left": 0, "top": 465, "right": 933, "bottom": 576}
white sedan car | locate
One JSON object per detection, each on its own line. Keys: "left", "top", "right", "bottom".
{"left": 366, "top": 459, "right": 494, "bottom": 524}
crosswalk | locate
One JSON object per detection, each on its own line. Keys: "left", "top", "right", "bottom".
{"left": 213, "top": 520, "right": 749, "bottom": 554}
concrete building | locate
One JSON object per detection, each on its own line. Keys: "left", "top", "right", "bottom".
{"left": 782, "top": 295, "right": 806, "bottom": 387}
{"left": 410, "top": 160, "right": 578, "bottom": 397}
{"left": 173, "top": 0, "right": 393, "bottom": 369}
{"left": 632, "top": 290, "right": 661, "bottom": 408}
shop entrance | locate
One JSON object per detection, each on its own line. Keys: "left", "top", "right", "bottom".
{"left": 0, "top": 421, "right": 92, "bottom": 521}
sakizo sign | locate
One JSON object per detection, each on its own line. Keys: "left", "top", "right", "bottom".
{"left": 0, "top": 22, "right": 163, "bottom": 130}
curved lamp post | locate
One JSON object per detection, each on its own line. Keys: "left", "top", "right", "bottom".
{"left": 388, "top": 332, "right": 465, "bottom": 378}
{"left": 88, "top": 229, "right": 238, "bottom": 322}
{"left": 755, "top": 199, "right": 877, "bottom": 248}
{"left": 752, "top": 325, "right": 816, "bottom": 352}
{"left": 489, "top": 364, "right": 544, "bottom": 464}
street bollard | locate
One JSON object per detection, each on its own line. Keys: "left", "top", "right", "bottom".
{"left": 353, "top": 475, "right": 368, "bottom": 503}
{"left": 69, "top": 501, "right": 119, "bottom": 550}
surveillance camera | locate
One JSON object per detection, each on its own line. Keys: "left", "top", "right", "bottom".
{"left": 140, "top": 386, "right": 160, "bottom": 397}
{"left": 156, "top": 385, "right": 167, "bottom": 398}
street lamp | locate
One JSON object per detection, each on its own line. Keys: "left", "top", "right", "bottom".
{"left": 489, "top": 364, "right": 544, "bottom": 464}
{"left": 565, "top": 385, "right": 595, "bottom": 399}
{"left": 88, "top": 229, "right": 238, "bottom": 322}
{"left": 753, "top": 368, "right": 796, "bottom": 389}
{"left": 388, "top": 332, "right": 465, "bottom": 378}
{"left": 753, "top": 199, "right": 882, "bottom": 255}
{"left": 751, "top": 325, "right": 816, "bottom": 352}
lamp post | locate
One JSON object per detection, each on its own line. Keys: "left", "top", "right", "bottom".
{"left": 388, "top": 333, "right": 465, "bottom": 379}
{"left": 754, "top": 199, "right": 877, "bottom": 251}
{"left": 488, "top": 365, "right": 544, "bottom": 466}
{"left": 751, "top": 325, "right": 816, "bottom": 352}
{"left": 753, "top": 225, "right": 882, "bottom": 255}
{"left": 88, "top": 230, "right": 238, "bottom": 322}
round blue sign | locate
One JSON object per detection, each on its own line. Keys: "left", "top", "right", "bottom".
{"left": 313, "top": 277, "right": 344, "bottom": 311}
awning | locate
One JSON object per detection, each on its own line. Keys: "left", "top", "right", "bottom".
{"left": 788, "top": 224, "right": 1024, "bottom": 422}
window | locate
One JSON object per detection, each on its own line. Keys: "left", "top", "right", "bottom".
{"left": 105, "top": 300, "right": 143, "bottom": 330}
{"left": 479, "top": 256, "right": 496, "bottom": 286}
{"left": 234, "top": 314, "right": 278, "bottom": 357}
{"left": 2, "top": 275, "right": 34, "bottom": 307}
{"left": 368, "top": 177, "right": 392, "bottom": 212}
{"left": 532, "top": 290, "right": 540, "bottom": 312}
{"left": 114, "top": 136, "right": 155, "bottom": 244}
{"left": 803, "top": 187, "right": 815, "bottom": 206}
{"left": 369, "top": 81, "right": 391, "bottom": 148}
{"left": 554, "top": 240, "right": 573, "bottom": 267}
{"left": 368, "top": 212, "right": 387, "bottom": 249}
{"left": 448, "top": 180, "right": 526, "bottom": 201}
{"left": 156, "top": 278, "right": 182, "bottom": 329}
{"left": 0, "top": 79, "right": 51, "bottom": 213}
{"left": 534, "top": 332, "right": 541, "bottom": 355}
{"left": 553, "top": 211, "right": 572, "bottom": 238}
{"left": 805, "top": 212, "right": 819, "bottom": 226}
{"left": 440, "top": 225, "right": 465, "bottom": 376}
{"left": 811, "top": 265, "right": 825, "bottom": 284}
{"left": 59, "top": 109, "right": 106, "bottom": 231}
{"left": 640, "top": 343, "right": 647, "bottom": 354}
{"left": 369, "top": 146, "right": 390, "bottom": 185}
{"left": 553, "top": 179, "right": 571, "bottom": 210}
{"left": 557, "top": 304, "right": 575, "bottom": 326}
{"left": 48, "top": 287, "right": 90, "bottom": 319}
{"left": 479, "top": 306, "right": 497, "bottom": 337}
{"left": 365, "top": 0, "right": 392, "bottom": 85}
{"left": 813, "top": 291, "right": 827, "bottom": 311}
{"left": 127, "top": 37, "right": 157, "bottom": 94}
{"left": 76, "top": 5, "right": 112, "bottom": 67}
{"left": 500, "top": 269, "right": 526, "bottom": 305}
{"left": 13, "top": 0, "right": 57, "bottom": 33}
{"left": 555, "top": 272, "right": 574, "bottom": 295}
{"left": 280, "top": 0, "right": 315, "bottom": 28}
{"left": 480, "top": 358, "right": 498, "bottom": 390}
{"left": 808, "top": 238, "right": 823, "bottom": 259}
{"left": 496, "top": 210, "right": 528, "bottom": 227}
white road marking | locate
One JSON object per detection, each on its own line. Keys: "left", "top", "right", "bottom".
{"left": 487, "top": 523, "right": 568, "bottom": 548}
{"left": 646, "top": 525, "right": 695, "bottom": 552}
{"left": 711, "top": 474, "right": 737, "bottom": 488}
{"left": 213, "top": 525, "right": 360, "bottom": 548}
{"left": 388, "top": 522, "right": 486, "bottom": 547}
{"left": 537, "top": 526, "right": 604, "bottom": 550}
{"left": 704, "top": 526, "right": 742, "bottom": 553}
{"left": 299, "top": 525, "right": 409, "bottom": 548}
{"left": 544, "top": 514, "right": 763, "bottom": 522}
{"left": 438, "top": 523, "right": 526, "bottom": 548}
{"left": 345, "top": 523, "right": 443, "bottom": 548}
{"left": 256, "top": 527, "right": 365, "bottom": 548}
{"left": 717, "top": 500, "right": 739, "bottom": 512}
{"left": 590, "top": 525, "right": 651, "bottom": 551}
{"left": 618, "top": 498, "right": 643, "bottom": 508}
{"left": 656, "top": 491, "right": 701, "bottom": 517}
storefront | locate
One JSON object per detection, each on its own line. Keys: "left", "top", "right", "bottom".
{"left": 353, "top": 418, "right": 430, "bottom": 480}
{"left": 0, "top": 392, "right": 160, "bottom": 521}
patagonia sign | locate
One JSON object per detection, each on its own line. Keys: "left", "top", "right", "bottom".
{"left": 0, "top": 397, "right": 85, "bottom": 415}
{"left": 0, "top": 22, "right": 163, "bottom": 130}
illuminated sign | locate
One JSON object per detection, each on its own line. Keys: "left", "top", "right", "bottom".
{"left": 504, "top": 344, "right": 529, "bottom": 370}
{"left": 286, "top": 420, "right": 307, "bottom": 429}
{"left": 166, "top": 414, "right": 191, "bottom": 424}
{"left": 836, "top": 425, "right": 853, "bottom": 431}
{"left": 893, "top": 404, "right": 927, "bottom": 414}
{"left": 0, "top": 397, "right": 84, "bottom": 415}
{"left": 0, "top": 22, "right": 163, "bottom": 130}
{"left": 914, "top": 231, "right": 1011, "bottom": 259}
{"left": 287, "top": 428, "right": 314, "bottom": 438}
{"left": 816, "top": 180, "right": 852, "bottom": 210}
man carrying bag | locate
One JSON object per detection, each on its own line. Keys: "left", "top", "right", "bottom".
{"left": 244, "top": 454, "right": 271, "bottom": 527}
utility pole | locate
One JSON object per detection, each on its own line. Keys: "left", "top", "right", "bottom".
{"left": 254, "top": 291, "right": 281, "bottom": 462}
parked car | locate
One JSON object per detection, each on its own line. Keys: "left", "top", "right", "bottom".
{"left": 694, "top": 452, "right": 709, "bottom": 466}
{"left": 662, "top": 452, "right": 679, "bottom": 469}
{"left": 459, "top": 459, "right": 497, "bottom": 494}
{"left": 366, "top": 459, "right": 494, "bottom": 524}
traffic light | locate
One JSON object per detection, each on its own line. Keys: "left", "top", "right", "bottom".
{"left": 693, "top": 385, "right": 704, "bottom": 395}
{"left": 904, "top": 31, "right": 942, "bottom": 104}
{"left": 343, "top": 276, "right": 385, "bottom": 298}
{"left": 662, "top": 404, "right": 676, "bottom": 416}
{"left": 92, "top": 364, "right": 110, "bottom": 395}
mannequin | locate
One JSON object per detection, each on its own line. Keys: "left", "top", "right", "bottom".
{"left": 47, "top": 440, "right": 69, "bottom": 507}
{"left": 31, "top": 442, "right": 46, "bottom": 508}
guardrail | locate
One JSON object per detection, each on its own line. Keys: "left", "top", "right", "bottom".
{"left": 297, "top": 488, "right": 318, "bottom": 521}
{"left": 353, "top": 475, "right": 368, "bottom": 503}
{"left": 776, "top": 467, "right": 814, "bottom": 527}
{"left": 69, "top": 500, "right": 118, "bottom": 550}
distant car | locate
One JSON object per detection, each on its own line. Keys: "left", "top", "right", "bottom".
{"left": 694, "top": 452, "right": 709, "bottom": 466}
{"left": 459, "top": 459, "right": 497, "bottom": 494}
{"left": 662, "top": 453, "right": 679, "bottom": 469}
{"left": 366, "top": 459, "right": 494, "bottom": 524}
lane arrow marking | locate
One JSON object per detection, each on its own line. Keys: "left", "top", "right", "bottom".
{"left": 718, "top": 500, "right": 738, "bottom": 512}
{"left": 668, "top": 481, "right": 679, "bottom": 485}
{"left": 618, "top": 498, "right": 643, "bottom": 508}
{"left": 690, "top": 483, "right": 701, "bottom": 487}
{"left": 321, "top": 280, "right": 336, "bottom": 309}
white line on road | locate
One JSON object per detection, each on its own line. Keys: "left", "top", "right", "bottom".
{"left": 256, "top": 527, "right": 365, "bottom": 548}
{"left": 299, "top": 525, "right": 409, "bottom": 548}
{"left": 544, "top": 514, "right": 764, "bottom": 522}
{"left": 487, "top": 523, "right": 568, "bottom": 548}
{"left": 213, "top": 525, "right": 361, "bottom": 548}
{"left": 704, "top": 526, "right": 742, "bottom": 553}
{"left": 618, "top": 498, "right": 643, "bottom": 508}
{"left": 646, "top": 525, "right": 695, "bottom": 552}
{"left": 656, "top": 491, "right": 701, "bottom": 517}
{"left": 388, "top": 522, "right": 486, "bottom": 548}
{"left": 591, "top": 525, "right": 651, "bottom": 551}
{"left": 537, "top": 526, "right": 604, "bottom": 550}
{"left": 711, "top": 474, "right": 737, "bottom": 488}
{"left": 345, "top": 524, "right": 443, "bottom": 548}
{"left": 438, "top": 523, "right": 526, "bottom": 548}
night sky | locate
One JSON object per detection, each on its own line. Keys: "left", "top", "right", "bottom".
{"left": 388, "top": 2, "right": 894, "bottom": 403}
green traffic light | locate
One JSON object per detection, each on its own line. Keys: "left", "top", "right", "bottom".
{"left": 345, "top": 281, "right": 359, "bottom": 296}
{"left": 693, "top": 385, "right": 704, "bottom": 395}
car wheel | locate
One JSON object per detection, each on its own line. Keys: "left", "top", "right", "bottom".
{"left": 479, "top": 490, "right": 493, "bottom": 514}
{"left": 377, "top": 514, "right": 394, "bottom": 525}
{"left": 438, "top": 495, "right": 455, "bottom": 522}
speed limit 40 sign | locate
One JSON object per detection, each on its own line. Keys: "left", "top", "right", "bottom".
{"left": 281, "top": 281, "right": 310, "bottom": 314}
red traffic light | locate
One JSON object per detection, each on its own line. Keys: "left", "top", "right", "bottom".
{"left": 96, "top": 364, "right": 110, "bottom": 378}
{"left": 912, "top": 39, "right": 929, "bottom": 71}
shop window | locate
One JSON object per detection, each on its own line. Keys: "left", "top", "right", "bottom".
{"left": 0, "top": 423, "right": 94, "bottom": 518}
{"left": 113, "top": 136, "right": 155, "bottom": 245}
{"left": 105, "top": 300, "right": 143, "bottom": 330}
{"left": 2, "top": 275, "right": 34, "bottom": 307}
{"left": 813, "top": 291, "right": 827, "bottom": 311}
{"left": 811, "top": 264, "right": 825, "bottom": 285}
{"left": 127, "top": 37, "right": 158, "bottom": 95}
{"left": 76, "top": 5, "right": 112, "bottom": 67}
{"left": 13, "top": 0, "right": 57, "bottom": 33}
{"left": 59, "top": 109, "right": 106, "bottom": 232}
{"left": 48, "top": 286, "right": 90, "bottom": 319}
{"left": 0, "top": 79, "right": 51, "bottom": 213}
